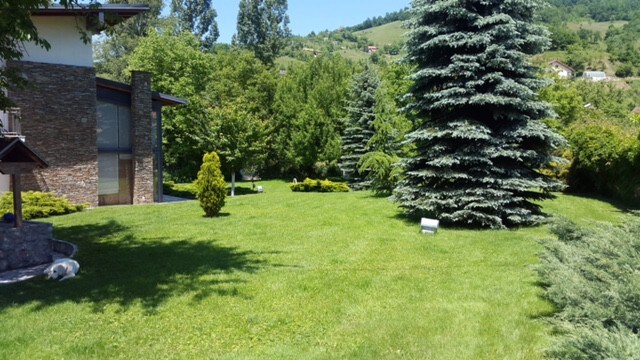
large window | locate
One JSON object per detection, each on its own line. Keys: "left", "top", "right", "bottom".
{"left": 97, "top": 101, "right": 133, "bottom": 205}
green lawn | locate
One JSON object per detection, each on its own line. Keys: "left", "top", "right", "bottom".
{"left": 0, "top": 181, "right": 629, "bottom": 359}
{"left": 356, "top": 21, "right": 406, "bottom": 46}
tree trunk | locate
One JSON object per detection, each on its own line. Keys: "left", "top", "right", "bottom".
{"left": 231, "top": 171, "right": 236, "bottom": 197}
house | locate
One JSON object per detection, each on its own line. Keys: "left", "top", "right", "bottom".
{"left": 367, "top": 46, "right": 378, "bottom": 54}
{"left": 547, "top": 60, "right": 575, "bottom": 78}
{"left": 583, "top": 71, "right": 608, "bottom": 82}
{"left": 0, "top": 4, "right": 186, "bottom": 207}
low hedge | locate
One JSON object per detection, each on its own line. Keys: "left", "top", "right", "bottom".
{"left": 537, "top": 216, "right": 640, "bottom": 359}
{"left": 0, "top": 191, "right": 87, "bottom": 220}
{"left": 289, "top": 178, "right": 350, "bottom": 193}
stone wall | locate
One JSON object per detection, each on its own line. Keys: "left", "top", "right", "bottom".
{"left": 130, "top": 71, "right": 155, "bottom": 204}
{"left": 0, "top": 222, "right": 53, "bottom": 271}
{"left": 7, "top": 61, "right": 99, "bottom": 207}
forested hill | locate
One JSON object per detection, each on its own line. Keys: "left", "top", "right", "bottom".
{"left": 544, "top": 0, "right": 640, "bottom": 22}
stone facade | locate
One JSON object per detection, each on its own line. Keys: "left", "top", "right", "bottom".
{"left": 0, "top": 222, "right": 53, "bottom": 271}
{"left": 8, "top": 61, "right": 99, "bottom": 207}
{"left": 131, "top": 71, "right": 155, "bottom": 204}
{"left": 5, "top": 63, "right": 160, "bottom": 207}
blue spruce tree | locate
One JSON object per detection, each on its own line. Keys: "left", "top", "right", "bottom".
{"left": 394, "top": 0, "right": 566, "bottom": 228}
{"left": 339, "top": 66, "right": 380, "bottom": 189}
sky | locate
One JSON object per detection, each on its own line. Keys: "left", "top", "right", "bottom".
{"left": 164, "top": 0, "right": 411, "bottom": 44}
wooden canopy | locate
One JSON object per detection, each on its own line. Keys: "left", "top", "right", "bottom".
{"left": 0, "top": 137, "right": 49, "bottom": 228}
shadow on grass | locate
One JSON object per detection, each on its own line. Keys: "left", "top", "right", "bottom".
{"left": 0, "top": 220, "right": 267, "bottom": 313}
{"left": 561, "top": 191, "right": 640, "bottom": 213}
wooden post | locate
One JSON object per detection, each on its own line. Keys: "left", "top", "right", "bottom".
{"left": 11, "top": 174, "right": 22, "bottom": 228}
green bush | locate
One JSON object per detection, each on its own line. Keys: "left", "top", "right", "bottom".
{"left": 289, "top": 178, "right": 350, "bottom": 193}
{"left": 0, "top": 191, "right": 87, "bottom": 220}
{"left": 566, "top": 122, "right": 640, "bottom": 204}
{"left": 537, "top": 216, "right": 640, "bottom": 359}
{"left": 195, "top": 152, "right": 227, "bottom": 217}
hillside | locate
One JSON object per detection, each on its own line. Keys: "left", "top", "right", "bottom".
{"left": 355, "top": 21, "right": 406, "bottom": 48}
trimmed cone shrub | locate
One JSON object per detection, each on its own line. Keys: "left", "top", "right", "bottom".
{"left": 195, "top": 152, "right": 226, "bottom": 217}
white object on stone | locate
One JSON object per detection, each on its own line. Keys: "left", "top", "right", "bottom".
{"left": 420, "top": 218, "right": 439, "bottom": 234}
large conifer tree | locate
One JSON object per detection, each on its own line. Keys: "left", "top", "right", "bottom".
{"left": 339, "top": 66, "right": 380, "bottom": 188}
{"left": 394, "top": 0, "right": 566, "bottom": 229}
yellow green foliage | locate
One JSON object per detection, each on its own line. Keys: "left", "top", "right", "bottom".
{"left": 0, "top": 191, "right": 87, "bottom": 220}
{"left": 195, "top": 152, "right": 227, "bottom": 217}
{"left": 289, "top": 178, "right": 350, "bottom": 192}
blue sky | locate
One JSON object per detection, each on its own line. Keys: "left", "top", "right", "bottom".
{"left": 164, "top": 0, "right": 411, "bottom": 44}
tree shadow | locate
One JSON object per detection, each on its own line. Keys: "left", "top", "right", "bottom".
{"left": 0, "top": 220, "right": 268, "bottom": 314}
{"left": 561, "top": 191, "right": 640, "bottom": 213}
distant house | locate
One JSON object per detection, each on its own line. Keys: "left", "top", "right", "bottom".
{"left": 583, "top": 71, "right": 608, "bottom": 82}
{"left": 1, "top": 5, "right": 186, "bottom": 206}
{"left": 547, "top": 60, "right": 575, "bottom": 78}
{"left": 367, "top": 46, "right": 378, "bottom": 54}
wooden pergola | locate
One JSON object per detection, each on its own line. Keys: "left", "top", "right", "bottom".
{"left": 0, "top": 137, "right": 48, "bottom": 228}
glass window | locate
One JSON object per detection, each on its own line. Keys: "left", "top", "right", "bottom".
{"left": 118, "top": 106, "right": 131, "bottom": 149}
{"left": 98, "top": 153, "right": 119, "bottom": 195}
{"left": 97, "top": 102, "right": 118, "bottom": 149}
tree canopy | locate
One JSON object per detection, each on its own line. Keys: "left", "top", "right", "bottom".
{"left": 170, "top": 0, "right": 219, "bottom": 48}
{"left": 234, "top": 0, "right": 291, "bottom": 65}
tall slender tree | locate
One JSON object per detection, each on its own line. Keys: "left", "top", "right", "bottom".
{"left": 339, "top": 65, "right": 380, "bottom": 189}
{"left": 234, "top": 0, "right": 290, "bottom": 65}
{"left": 170, "top": 0, "right": 219, "bottom": 48}
{"left": 394, "top": 0, "right": 566, "bottom": 229}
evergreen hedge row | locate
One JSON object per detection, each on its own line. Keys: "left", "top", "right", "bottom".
{"left": 537, "top": 216, "right": 640, "bottom": 359}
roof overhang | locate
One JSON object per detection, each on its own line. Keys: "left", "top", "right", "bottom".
{"left": 32, "top": 4, "right": 149, "bottom": 32}
{"left": 96, "top": 77, "right": 188, "bottom": 107}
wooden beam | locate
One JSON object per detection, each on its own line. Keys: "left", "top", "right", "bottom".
{"left": 0, "top": 162, "right": 40, "bottom": 175}
{"left": 11, "top": 174, "right": 22, "bottom": 228}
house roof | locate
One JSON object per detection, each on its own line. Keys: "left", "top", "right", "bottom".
{"left": 32, "top": 4, "right": 149, "bottom": 17}
{"left": 548, "top": 60, "right": 575, "bottom": 72}
{"left": 584, "top": 71, "right": 607, "bottom": 78}
{"left": 0, "top": 137, "right": 48, "bottom": 169}
{"left": 96, "top": 77, "right": 188, "bottom": 107}
{"left": 32, "top": 4, "right": 149, "bottom": 27}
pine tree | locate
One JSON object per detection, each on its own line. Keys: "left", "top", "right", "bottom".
{"left": 394, "top": 0, "right": 566, "bottom": 229}
{"left": 339, "top": 66, "right": 380, "bottom": 189}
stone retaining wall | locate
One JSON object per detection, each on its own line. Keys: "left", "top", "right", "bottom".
{"left": 0, "top": 222, "right": 53, "bottom": 271}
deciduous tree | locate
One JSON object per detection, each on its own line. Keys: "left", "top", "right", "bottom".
{"left": 234, "top": 0, "right": 291, "bottom": 65}
{"left": 170, "top": 0, "right": 219, "bottom": 48}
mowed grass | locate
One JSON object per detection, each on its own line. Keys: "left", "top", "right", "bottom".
{"left": 0, "top": 181, "right": 629, "bottom": 359}
{"left": 356, "top": 21, "right": 407, "bottom": 46}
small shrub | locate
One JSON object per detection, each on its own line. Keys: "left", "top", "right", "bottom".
{"left": 537, "top": 216, "right": 640, "bottom": 359}
{"left": 289, "top": 178, "right": 350, "bottom": 192}
{"left": 195, "top": 152, "right": 226, "bottom": 217}
{"left": 0, "top": 191, "right": 87, "bottom": 220}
